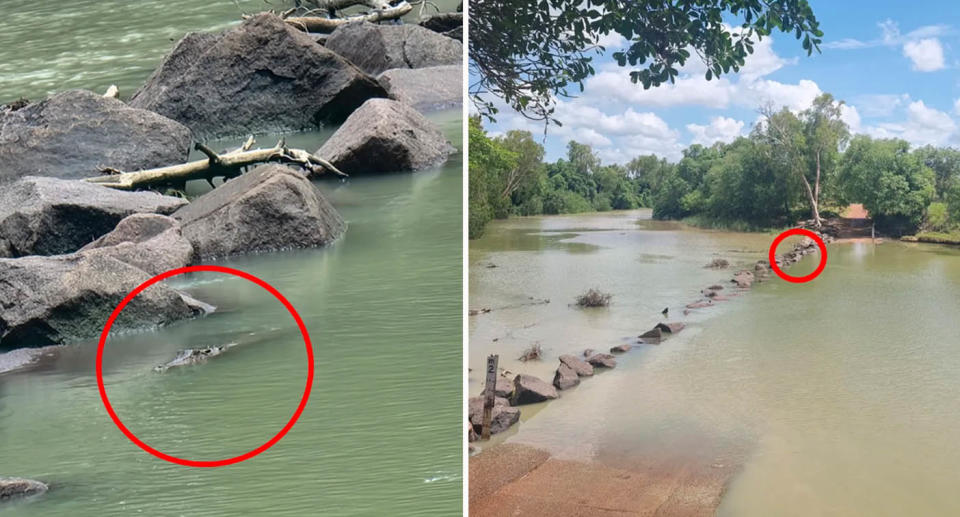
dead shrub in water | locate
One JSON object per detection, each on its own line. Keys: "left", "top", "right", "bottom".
{"left": 575, "top": 288, "right": 612, "bottom": 308}
{"left": 519, "top": 343, "right": 542, "bottom": 362}
{"left": 705, "top": 258, "right": 729, "bottom": 269}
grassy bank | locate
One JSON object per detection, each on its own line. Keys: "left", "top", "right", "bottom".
{"left": 904, "top": 231, "right": 960, "bottom": 245}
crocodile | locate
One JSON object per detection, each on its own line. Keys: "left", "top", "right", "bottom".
{"left": 153, "top": 342, "right": 238, "bottom": 373}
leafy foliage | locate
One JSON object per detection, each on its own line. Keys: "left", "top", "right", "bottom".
{"left": 470, "top": 0, "right": 822, "bottom": 122}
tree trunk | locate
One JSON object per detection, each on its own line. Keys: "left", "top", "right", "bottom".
{"left": 799, "top": 173, "right": 822, "bottom": 228}
{"left": 85, "top": 138, "right": 345, "bottom": 190}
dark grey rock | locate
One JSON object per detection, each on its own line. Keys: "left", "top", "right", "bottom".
{"left": 325, "top": 22, "right": 461, "bottom": 76}
{"left": 0, "top": 177, "right": 187, "bottom": 258}
{"left": 79, "top": 214, "right": 193, "bottom": 275}
{"left": 377, "top": 65, "right": 462, "bottom": 113}
{"left": 172, "top": 164, "right": 345, "bottom": 261}
{"left": 315, "top": 98, "right": 452, "bottom": 174}
{"left": 511, "top": 374, "right": 559, "bottom": 405}
{"left": 0, "top": 253, "right": 211, "bottom": 349}
{"left": 0, "top": 90, "right": 191, "bottom": 182}
{"left": 129, "top": 14, "right": 386, "bottom": 139}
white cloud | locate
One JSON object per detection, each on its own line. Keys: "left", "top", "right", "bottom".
{"left": 864, "top": 100, "right": 957, "bottom": 147}
{"left": 852, "top": 94, "right": 911, "bottom": 117}
{"left": 955, "top": 98, "right": 960, "bottom": 116}
{"left": 840, "top": 104, "right": 862, "bottom": 134}
{"left": 902, "top": 38, "right": 946, "bottom": 71}
{"left": 686, "top": 117, "right": 745, "bottom": 146}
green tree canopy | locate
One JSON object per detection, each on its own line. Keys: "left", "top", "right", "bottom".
{"left": 470, "top": 0, "right": 822, "bottom": 122}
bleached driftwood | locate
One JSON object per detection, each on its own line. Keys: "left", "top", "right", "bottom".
{"left": 283, "top": 2, "right": 413, "bottom": 32}
{"left": 86, "top": 137, "right": 345, "bottom": 190}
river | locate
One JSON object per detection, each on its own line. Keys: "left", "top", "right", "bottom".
{"left": 469, "top": 209, "right": 960, "bottom": 516}
{"left": 1, "top": 1, "right": 462, "bottom": 515}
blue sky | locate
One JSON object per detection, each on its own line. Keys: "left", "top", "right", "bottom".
{"left": 475, "top": 0, "right": 960, "bottom": 163}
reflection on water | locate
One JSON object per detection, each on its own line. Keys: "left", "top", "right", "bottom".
{"left": 470, "top": 210, "right": 960, "bottom": 516}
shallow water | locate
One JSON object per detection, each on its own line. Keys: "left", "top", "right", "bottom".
{"left": 469, "top": 210, "right": 960, "bottom": 516}
{"left": 0, "top": 2, "right": 462, "bottom": 513}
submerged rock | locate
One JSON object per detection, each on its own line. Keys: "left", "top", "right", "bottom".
{"left": 511, "top": 374, "right": 559, "bottom": 405}
{"left": 655, "top": 322, "right": 686, "bottom": 334}
{"left": 0, "top": 177, "right": 187, "bottom": 258}
{"left": 639, "top": 327, "right": 662, "bottom": 344}
{"left": 731, "top": 270, "right": 755, "bottom": 288}
{"left": 705, "top": 258, "right": 729, "bottom": 269}
{"left": 0, "top": 253, "right": 212, "bottom": 349}
{"left": 468, "top": 396, "right": 520, "bottom": 437}
{"left": 685, "top": 300, "right": 714, "bottom": 309}
{"left": 586, "top": 353, "right": 617, "bottom": 369}
{"left": 79, "top": 214, "right": 194, "bottom": 275}
{"left": 154, "top": 343, "right": 235, "bottom": 372}
{"left": 0, "top": 477, "right": 48, "bottom": 502}
{"left": 378, "top": 65, "right": 462, "bottom": 113}
{"left": 553, "top": 363, "right": 580, "bottom": 390}
{"left": 610, "top": 344, "right": 632, "bottom": 353}
{"left": 172, "top": 164, "right": 345, "bottom": 261}
{"left": 325, "top": 22, "right": 461, "bottom": 76}
{"left": 315, "top": 99, "right": 453, "bottom": 174}
{"left": 0, "top": 90, "right": 192, "bottom": 182}
{"left": 129, "top": 14, "right": 386, "bottom": 138}
{"left": 559, "top": 354, "right": 594, "bottom": 376}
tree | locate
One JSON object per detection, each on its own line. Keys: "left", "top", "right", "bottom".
{"left": 913, "top": 145, "right": 960, "bottom": 199}
{"left": 837, "top": 136, "right": 935, "bottom": 235}
{"left": 469, "top": 0, "right": 822, "bottom": 122}
{"left": 756, "top": 93, "right": 849, "bottom": 228}
{"left": 468, "top": 118, "right": 517, "bottom": 238}
{"left": 498, "top": 130, "right": 546, "bottom": 202}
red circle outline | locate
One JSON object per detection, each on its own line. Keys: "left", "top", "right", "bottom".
{"left": 95, "top": 265, "right": 313, "bottom": 468}
{"left": 768, "top": 228, "right": 828, "bottom": 283}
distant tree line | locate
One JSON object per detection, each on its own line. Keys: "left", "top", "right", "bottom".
{"left": 469, "top": 94, "right": 960, "bottom": 239}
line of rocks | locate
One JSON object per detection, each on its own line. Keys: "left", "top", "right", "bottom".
{"left": 470, "top": 230, "right": 833, "bottom": 444}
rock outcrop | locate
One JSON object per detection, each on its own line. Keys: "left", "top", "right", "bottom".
{"left": 378, "top": 65, "right": 462, "bottom": 113}
{"left": 315, "top": 99, "right": 453, "bottom": 174}
{"left": 558, "top": 354, "right": 594, "bottom": 376}
{"left": 468, "top": 396, "right": 520, "bottom": 437}
{"left": 325, "top": 22, "right": 461, "bottom": 76}
{"left": 553, "top": 363, "right": 580, "bottom": 390}
{"left": 172, "top": 164, "right": 345, "bottom": 261}
{"left": 0, "top": 253, "right": 211, "bottom": 349}
{"left": 511, "top": 374, "right": 559, "bottom": 405}
{"left": 0, "top": 90, "right": 191, "bottom": 181}
{"left": 79, "top": 214, "right": 194, "bottom": 275}
{"left": 0, "top": 177, "right": 187, "bottom": 258}
{"left": 129, "top": 14, "right": 387, "bottom": 138}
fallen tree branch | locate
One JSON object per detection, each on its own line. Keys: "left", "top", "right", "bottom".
{"left": 86, "top": 138, "right": 346, "bottom": 190}
{"left": 284, "top": 2, "right": 413, "bottom": 32}
{"left": 103, "top": 85, "right": 119, "bottom": 98}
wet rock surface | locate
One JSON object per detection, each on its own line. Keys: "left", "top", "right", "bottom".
{"left": 129, "top": 14, "right": 386, "bottom": 138}
{"left": 325, "top": 22, "right": 461, "bottom": 76}
{"left": 468, "top": 396, "right": 520, "bottom": 437}
{"left": 172, "top": 164, "right": 345, "bottom": 261}
{"left": 0, "top": 90, "right": 191, "bottom": 181}
{"left": 512, "top": 374, "right": 559, "bottom": 405}
{"left": 559, "top": 354, "right": 594, "bottom": 376}
{"left": 0, "top": 477, "right": 48, "bottom": 502}
{"left": 553, "top": 363, "right": 580, "bottom": 390}
{"left": 0, "top": 177, "right": 186, "bottom": 258}
{"left": 586, "top": 353, "right": 617, "bottom": 369}
{"left": 377, "top": 65, "right": 462, "bottom": 113}
{"left": 79, "top": 214, "right": 193, "bottom": 275}
{"left": 315, "top": 98, "right": 453, "bottom": 174}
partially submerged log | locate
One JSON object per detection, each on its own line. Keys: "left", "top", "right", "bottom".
{"left": 283, "top": 2, "right": 413, "bottom": 33}
{"left": 85, "top": 138, "right": 345, "bottom": 190}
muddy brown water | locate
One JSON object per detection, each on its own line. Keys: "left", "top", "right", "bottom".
{"left": 470, "top": 210, "right": 960, "bottom": 516}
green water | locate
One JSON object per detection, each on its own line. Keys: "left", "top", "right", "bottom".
{"left": 0, "top": 1, "right": 462, "bottom": 515}
{"left": 470, "top": 210, "right": 960, "bottom": 516}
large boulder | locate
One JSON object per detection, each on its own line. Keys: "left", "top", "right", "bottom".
{"left": 377, "top": 65, "right": 462, "bottom": 113}
{"left": 172, "top": 165, "right": 345, "bottom": 261}
{"left": 325, "top": 22, "right": 461, "bottom": 76}
{"left": 316, "top": 99, "right": 453, "bottom": 174}
{"left": 0, "top": 90, "right": 192, "bottom": 181}
{"left": 0, "top": 477, "right": 48, "bottom": 501}
{"left": 79, "top": 214, "right": 194, "bottom": 275}
{"left": 468, "top": 396, "right": 520, "bottom": 436}
{"left": 558, "top": 354, "right": 594, "bottom": 376}
{"left": 129, "top": 14, "right": 387, "bottom": 139}
{"left": 0, "top": 253, "right": 212, "bottom": 349}
{"left": 482, "top": 375, "right": 515, "bottom": 399}
{"left": 0, "top": 177, "right": 187, "bottom": 258}
{"left": 511, "top": 374, "right": 559, "bottom": 405}
{"left": 553, "top": 363, "right": 580, "bottom": 390}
